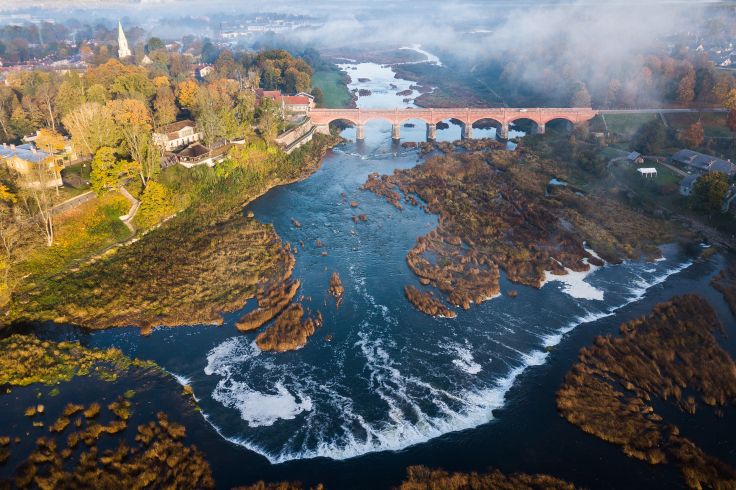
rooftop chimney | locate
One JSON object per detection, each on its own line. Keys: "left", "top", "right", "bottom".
{"left": 10, "top": 144, "right": 15, "bottom": 150}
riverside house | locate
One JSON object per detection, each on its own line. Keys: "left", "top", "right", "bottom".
{"left": 153, "top": 120, "right": 203, "bottom": 152}
{"left": 255, "top": 89, "right": 315, "bottom": 116}
{"left": 670, "top": 149, "right": 736, "bottom": 177}
{"left": 0, "top": 143, "right": 60, "bottom": 188}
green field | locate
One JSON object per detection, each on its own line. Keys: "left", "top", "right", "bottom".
{"left": 312, "top": 69, "right": 352, "bottom": 108}
{"left": 603, "top": 113, "right": 658, "bottom": 136}
{"left": 664, "top": 112, "right": 732, "bottom": 138}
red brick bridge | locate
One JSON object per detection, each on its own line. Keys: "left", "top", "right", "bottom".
{"left": 310, "top": 107, "right": 598, "bottom": 140}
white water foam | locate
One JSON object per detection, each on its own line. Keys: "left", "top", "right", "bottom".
{"left": 541, "top": 257, "right": 694, "bottom": 348}
{"left": 448, "top": 342, "right": 482, "bottom": 374}
{"left": 205, "top": 338, "right": 313, "bottom": 428}
{"left": 541, "top": 257, "right": 604, "bottom": 301}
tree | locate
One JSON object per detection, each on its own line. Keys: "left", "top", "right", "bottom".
{"left": 54, "top": 74, "right": 86, "bottom": 118}
{"left": 284, "top": 67, "right": 310, "bottom": 94}
{"left": 728, "top": 109, "right": 736, "bottom": 133}
{"left": 108, "top": 99, "right": 158, "bottom": 187}
{"left": 312, "top": 87, "right": 324, "bottom": 106}
{"left": 10, "top": 105, "right": 32, "bottom": 139}
{"left": 632, "top": 119, "right": 667, "bottom": 155}
{"left": 677, "top": 70, "right": 696, "bottom": 105}
{"left": 134, "top": 180, "right": 176, "bottom": 230}
{"left": 256, "top": 96, "right": 282, "bottom": 142}
{"left": 90, "top": 146, "right": 133, "bottom": 195}
{"left": 86, "top": 84, "right": 108, "bottom": 104}
{"left": 0, "top": 87, "right": 18, "bottom": 142}
{"left": 35, "top": 80, "right": 58, "bottom": 131}
{"left": 720, "top": 87, "right": 736, "bottom": 110}
{"left": 36, "top": 128, "right": 65, "bottom": 154}
{"left": 176, "top": 80, "right": 198, "bottom": 109}
{"left": 570, "top": 81, "right": 591, "bottom": 108}
{"left": 153, "top": 85, "right": 178, "bottom": 127}
{"left": 193, "top": 87, "right": 223, "bottom": 148}
{"left": 19, "top": 163, "right": 57, "bottom": 246}
{"left": 62, "top": 102, "right": 120, "bottom": 158}
{"left": 0, "top": 198, "right": 24, "bottom": 306}
{"left": 678, "top": 122, "right": 704, "bottom": 148}
{"left": 110, "top": 72, "right": 156, "bottom": 101}
{"left": 691, "top": 172, "right": 729, "bottom": 215}
{"left": 145, "top": 37, "right": 164, "bottom": 53}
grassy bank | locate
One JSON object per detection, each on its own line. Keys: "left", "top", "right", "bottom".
{"left": 6, "top": 135, "right": 339, "bottom": 330}
{"left": 18, "top": 192, "right": 132, "bottom": 283}
{"left": 312, "top": 69, "right": 353, "bottom": 108}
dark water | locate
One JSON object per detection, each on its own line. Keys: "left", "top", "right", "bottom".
{"left": 6, "top": 127, "right": 735, "bottom": 489}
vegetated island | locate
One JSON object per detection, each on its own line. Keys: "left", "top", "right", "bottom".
{"left": 556, "top": 295, "right": 736, "bottom": 489}
{"left": 6, "top": 135, "right": 337, "bottom": 338}
{"left": 0, "top": 334, "right": 214, "bottom": 489}
{"left": 234, "top": 465, "right": 575, "bottom": 490}
{"left": 711, "top": 258, "right": 736, "bottom": 316}
{"left": 364, "top": 140, "right": 677, "bottom": 316}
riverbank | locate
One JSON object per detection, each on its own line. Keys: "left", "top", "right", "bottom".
{"left": 312, "top": 68, "right": 355, "bottom": 108}
{"left": 5, "top": 135, "right": 339, "bottom": 331}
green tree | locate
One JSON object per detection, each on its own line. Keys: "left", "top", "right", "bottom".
{"left": 256, "top": 96, "right": 282, "bottom": 142}
{"left": 632, "top": 119, "right": 667, "bottom": 155}
{"left": 312, "top": 87, "right": 324, "bottom": 106}
{"left": 62, "top": 102, "right": 120, "bottom": 158}
{"left": 110, "top": 72, "right": 156, "bottom": 101}
{"left": 86, "top": 84, "right": 108, "bottom": 104}
{"left": 691, "top": 172, "right": 729, "bottom": 215}
{"left": 145, "top": 37, "right": 164, "bottom": 53}
{"left": 54, "top": 74, "right": 86, "bottom": 117}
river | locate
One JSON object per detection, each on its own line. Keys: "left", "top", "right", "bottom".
{"left": 5, "top": 56, "right": 735, "bottom": 489}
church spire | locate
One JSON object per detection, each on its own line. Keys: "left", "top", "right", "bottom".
{"left": 117, "top": 20, "right": 132, "bottom": 59}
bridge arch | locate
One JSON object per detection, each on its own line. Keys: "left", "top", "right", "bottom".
{"left": 470, "top": 116, "right": 503, "bottom": 127}
{"left": 508, "top": 117, "right": 541, "bottom": 135}
{"left": 326, "top": 117, "right": 359, "bottom": 127}
{"left": 542, "top": 117, "right": 576, "bottom": 134}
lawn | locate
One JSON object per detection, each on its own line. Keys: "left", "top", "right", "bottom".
{"left": 19, "top": 191, "right": 132, "bottom": 280}
{"left": 603, "top": 113, "right": 658, "bottom": 136}
{"left": 664, "top": 112, "right": 731, "bottom": 138}
{"left": 312, "top": 69, "right": 353, "bottom": 108}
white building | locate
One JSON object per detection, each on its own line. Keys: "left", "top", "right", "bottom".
{"left": 118, "top": 21, "right": 132, "bottom": 59}
{"left": 153, "top": 120, "right": 202, "bottom": 151}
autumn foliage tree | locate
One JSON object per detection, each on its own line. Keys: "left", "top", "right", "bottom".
{"left": 108, "top": 99, "right": 159, "bottom": 187}
{"left": 133, "top": 180, "right": 176, "bottom": 230}
{"left": 90, "top": 146, "right": 134, "bottom": 195}
{"left": 176, "top": 80, "right": 198, "bottom": 110}
{"left": 35, "top": 128, "right": 66, "bottom": 154}
{"left": 678, "top": 122, "right": 705, "bottom": 148}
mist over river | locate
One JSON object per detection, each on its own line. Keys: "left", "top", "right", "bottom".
{"left": 8, "top": 53, "right": 735, "bottom": 489}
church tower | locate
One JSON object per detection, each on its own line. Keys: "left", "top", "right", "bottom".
{"left": 117, "top": 21, "right": 132, "bottom": 59}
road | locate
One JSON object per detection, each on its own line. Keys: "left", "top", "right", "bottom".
{"left": 598, "top": 108, "right": 727, "bottom": 114}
